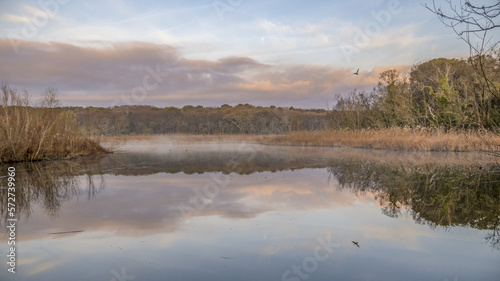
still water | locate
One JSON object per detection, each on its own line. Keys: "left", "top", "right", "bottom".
{"left": 1, "top": 141, "right": 499, "bottom": 281}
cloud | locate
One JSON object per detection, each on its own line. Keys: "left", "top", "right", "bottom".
{"left": 17, "top": 166, "right": 357, "bottom": 242}
{"left": 258, "top": 18, "right": 293, "bottom": 33}
{"left": 1, "top": 13, "right": 29, "bottom": 23}
{"left": 0, "top": 39, "right": 409, "bottom": 107}
{"left": 255, "top": 18, "right": 335, "bottom": 52}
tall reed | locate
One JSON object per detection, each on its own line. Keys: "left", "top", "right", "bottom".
{"left": 255, "top": 128, "right": 500, "bottom": 152}
{"left": 102, "top": 129, "right": 500, "bottom": 153}
{"left": 0, "top": 83, "right": 108, "bottom": 163}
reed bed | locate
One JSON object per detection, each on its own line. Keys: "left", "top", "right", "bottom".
{"left": 255, "top": 128, "right": 500, "bottom": 152}
{"left": 103, "top": 128, "right": 500, "bottom": 153}
{"left": 0, "top": 84, "right": 108, "bottom": 163}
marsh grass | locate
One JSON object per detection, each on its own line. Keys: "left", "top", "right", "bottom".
{"left": 0, "top": 83, "right": 109, "bottom": 163}
{"left": 255, "top": 128, "right": 500, "bottom": 152}
{"left": 103, "top": 128, "right": 500, "bottom": 153}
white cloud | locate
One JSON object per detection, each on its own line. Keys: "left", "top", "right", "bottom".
{"left": 1, "top": 13, "right": 29, "bottom": 23}
{"left": 258, "top": 18, "right": 293, "bottom": 33}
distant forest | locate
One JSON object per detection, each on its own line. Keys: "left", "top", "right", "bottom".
{"left": 72, "top": 104, "right": 328, "bottom": 135}
{"left": 68, "top": 54, "right": 499, "bottom": 135}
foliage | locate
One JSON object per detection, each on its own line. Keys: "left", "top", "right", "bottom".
{"left": 330, "top": 54, "right": 500, "bottom": 131}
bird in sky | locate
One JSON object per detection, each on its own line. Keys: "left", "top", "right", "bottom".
{"left": 353, "top": 68, "right": 359, "bottom": 75}
{"left": 352, "top": 241, "right": 360, "bottom": 247}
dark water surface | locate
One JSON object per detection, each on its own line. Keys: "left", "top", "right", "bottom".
{"left": 1, "top": 142, "right": 499, "bottom": 281}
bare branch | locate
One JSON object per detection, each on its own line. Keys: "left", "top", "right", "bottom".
{"left": 424, "top": 0, "right": 500, "bottom": 99}
{"left": 41, "top": 87, "right": 61, "bottom": 108}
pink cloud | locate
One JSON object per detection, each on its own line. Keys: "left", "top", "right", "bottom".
{"left": 0, "top": 39, "right": 411, "bottom": 108}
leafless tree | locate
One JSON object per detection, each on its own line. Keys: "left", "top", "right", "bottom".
{"left": 425, "top": 0, "right": 500, "bottom": 99}
{"left": 41, "top": 87, "right": 61, "bottom": 108}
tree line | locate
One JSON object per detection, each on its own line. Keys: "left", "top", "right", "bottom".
{"left": 73, "top": 104, "right": 328, "bottom": 135}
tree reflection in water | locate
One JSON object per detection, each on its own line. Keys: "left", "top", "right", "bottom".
{"left": 328, "top": 159, "right": 500, "bottom": 250}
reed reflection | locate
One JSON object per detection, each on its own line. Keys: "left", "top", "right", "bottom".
{"left": 0, "top": 157, "right": 106, "bottom": 227}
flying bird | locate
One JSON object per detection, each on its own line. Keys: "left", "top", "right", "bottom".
{"left": 352, "top": 241, "right": 360, "bottom": 247}
{"left": 353, "top": 68, "right": 359, "bottom": 75}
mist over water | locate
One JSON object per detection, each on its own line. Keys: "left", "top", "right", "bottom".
{"left": 1, "top": 141, "right": 499, "bottom": 281}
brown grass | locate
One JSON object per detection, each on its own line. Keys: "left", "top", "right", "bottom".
{"left": 255, "top": 128, "right": 500, "bottom": 152}
{"left": 0, "top": 84, "right": 109, "bottom": 163}
{"left": 102, "top": 128, "right": 500, "bottom": 153}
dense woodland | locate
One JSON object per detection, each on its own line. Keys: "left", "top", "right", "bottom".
{"left": 72, "top": 104, "right": 328, "bottom": 135}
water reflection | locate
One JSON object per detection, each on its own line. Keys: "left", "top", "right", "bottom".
{"left": 328, "top": 158, "right": 500, "bottom": 250}
{"left": 0, "top": 157, "right": 105, "bottom": 223}
{"left": 0, "top": 148, "right": 500, "bottom": 249}
{"left": 0, "top": 145, "right": 499, "bottom": 280}
{"left": 2, "top": 147, "right": 499, "bottom": 248}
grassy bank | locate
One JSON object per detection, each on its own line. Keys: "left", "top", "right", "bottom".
{"left": 259, "top": 128, "right": 500, "bottom": 152}
{"left": 256, "top": 129, "right": 500, "bottom": 152}
{"left": 0, "top": 84, "right": 109, "bottom": 163}
{"left": 103, "top": 128, "right": 500, "bottom": 153}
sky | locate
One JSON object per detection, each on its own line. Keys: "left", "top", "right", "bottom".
{"left": 0, "top": 0, "right": 496, "bottom": 108}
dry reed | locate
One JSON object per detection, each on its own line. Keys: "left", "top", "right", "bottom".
{"left": 255, "top": 128, "right": 500, "bottom": 152}
{"left": 102, "top": 128, "right": 500, "bottom": 153}
{"left": 0, "top": 84, "right": 109, "bottom": 163}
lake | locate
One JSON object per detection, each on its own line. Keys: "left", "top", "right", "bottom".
{"left": 1, "top": 140, "right": 499, "bottom": 281}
